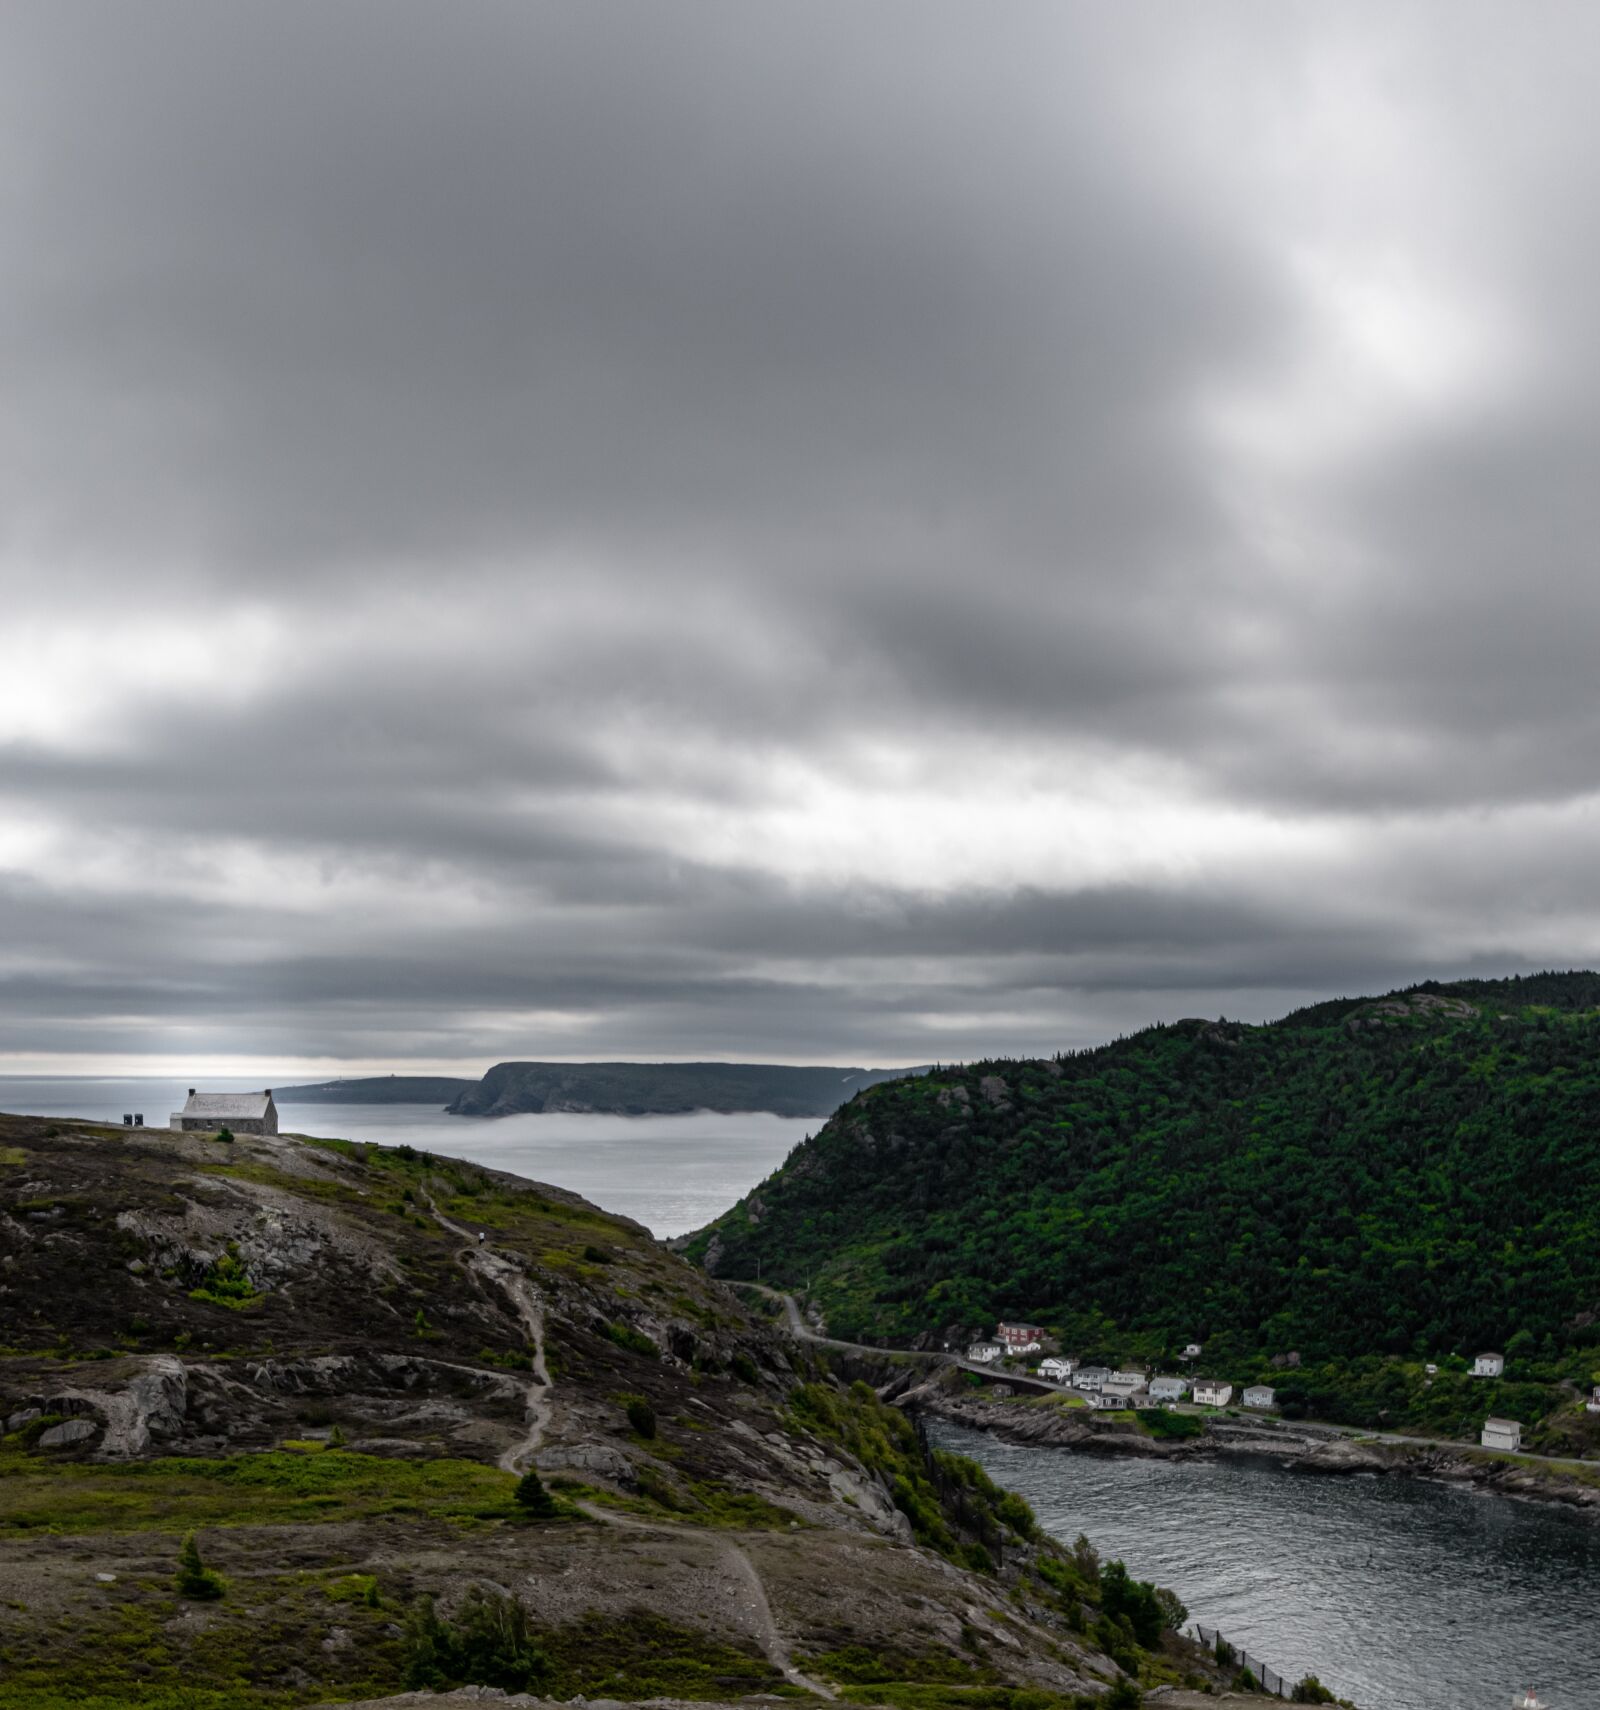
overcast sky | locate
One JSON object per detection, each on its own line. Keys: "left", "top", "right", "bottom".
{"left": 6, "top": 3, "right": 1600, "bottom": 1074}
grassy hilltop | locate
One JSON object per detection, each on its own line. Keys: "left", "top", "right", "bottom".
{"left": 689, "top": 973, "right": 1600, "bottom": 1447}
{"left": 0, "top": 1110, "right": 1264, "bottom": 1709}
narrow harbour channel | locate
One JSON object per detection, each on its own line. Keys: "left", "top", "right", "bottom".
{"left": 929, "top": 1420, "right": 1600, "bottom": 1710}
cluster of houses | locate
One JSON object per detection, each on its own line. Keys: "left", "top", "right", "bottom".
{"left": 963, "top": 1324, "right": 1276, "bottom": 1413}
{"left": 964, "top": 1329, "right": 1579, "bottom": 1443}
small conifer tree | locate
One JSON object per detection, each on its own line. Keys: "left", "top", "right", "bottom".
{"left": 513, "top": 1470, "right": 557, "bottom": 1517}
{"left": 175, "top": 1530, "right": 226, "bottom": 1600}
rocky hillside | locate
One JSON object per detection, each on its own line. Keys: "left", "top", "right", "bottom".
{"left": 0, "top": 1110, "right": 1267, "bottom": 1710}
{"left": 444, "top": 1060, "right": 920, "bottom": 1117}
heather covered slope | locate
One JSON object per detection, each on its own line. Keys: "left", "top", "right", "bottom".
{"left": 0, "top": 1111, "right": 1239, "bottom": 1708}
{"left": 688, "top": 976, "right": 1600, "bottom": 1426}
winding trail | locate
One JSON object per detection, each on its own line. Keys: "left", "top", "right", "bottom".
{"left": 576, "top": 1501, "right": 836, "bottom": 1699}
{"left": 422, "top": 1208, "right": 834, "bottom": 1694}
{"left": 424, "top": 1196, "right": 552, "bottom": 1473}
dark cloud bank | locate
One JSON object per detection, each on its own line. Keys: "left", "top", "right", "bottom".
{"left": 5, "top": 4, "right": 1600, "bottom": 1069}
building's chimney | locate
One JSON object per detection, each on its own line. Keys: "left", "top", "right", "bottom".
{"left": 188, "top": 1088, "right": 196, "bottom": 1097}
{"left": 263, "top": 1089, "right": 272, "bottom": 1098}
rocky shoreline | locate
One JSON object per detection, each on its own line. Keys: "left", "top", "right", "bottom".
{"left": 906, "top": 1385, "right": 1600, "bottom": 1517}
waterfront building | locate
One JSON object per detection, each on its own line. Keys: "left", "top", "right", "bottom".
{"left": 1038, "top": 1355, "right": 1076, "bottom": 1381}
{"left": 1243, "top": 1384, "right": 1277, "bottom": 1409}
{"left": 1193, "top": 1378, "right": 1234, "bottom": 1407}
{"left": 1104, "top": 1369, "right": 1147, "bottom": 1396}
{"left": 1073, "top": 1365, "right": 1110, "bottom": 1392}
{"left": 966, "top": 1342, "right": 1003, "bottom": 1364}
{"left": 1149, "top": 1376, "right": 1189, "bottom": 1401}
{"left": 1481, "top": 1416, "right": 1522, "bottom": 1451}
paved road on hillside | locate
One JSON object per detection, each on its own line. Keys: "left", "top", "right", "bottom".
{"left": 737, "top": 1284, "right": 1597, "bottom": 1475}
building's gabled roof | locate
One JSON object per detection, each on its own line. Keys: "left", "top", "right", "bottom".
{"left": 1476, "top": 1350, "right": 1504, "bottom": 1359}
{"left": 1483, "top": 1416, "right": 1521, "bottom": 1430}
{"left": 179, "top": 1091, "right": 274, "bottom": 1120}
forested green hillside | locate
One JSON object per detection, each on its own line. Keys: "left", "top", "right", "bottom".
{"left": 690, "top": 976, "right": 1600, "bottom": 1400}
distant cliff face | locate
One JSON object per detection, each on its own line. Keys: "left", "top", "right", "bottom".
{"left": 446, "top": 1060, "right": 921, "bottom": 1117}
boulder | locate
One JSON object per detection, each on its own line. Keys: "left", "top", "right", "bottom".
{"left": 38, "top": 1418, "right": 97, "bottom": 1448}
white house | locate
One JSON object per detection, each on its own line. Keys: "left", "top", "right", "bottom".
{"left": 1472, "top": 1351, "right": 1505, "bottom": 1378}
{"left": 1073, "top": 1366, "right": 1110, "bottom": 1393}
{"left": 1088, "top": 1391, "right": 1128, "bottom": 1410}
{"left": 1586, "top": 1386, "right": 1600, "bottom": 1414}
{"left": 1193, "top": 1379, "right": 1234, "bottom": 1407}
{"left": 1243, "top": 1384, "right": 1277, "bottom": 1409}
{"left": 1424, "top": 1363, "right": 1439, "bottom": 1376}
{"left": 1481, "top": 1416, "right": 1522, "bottom": 1451}
{"left": 1149, "top": 1376, "right": 1189, "bottom": 1402}
{"left": 966, "top": 1342, "right": 1004, "bottom": 1364}
{"left": 1179, "top": 1342, "right": 1203, "bottom": 1360}
{"left": 169, "top": 1088, "right": 278, "bottom": 1137}
{"left": 1039, "top": 1356, "right": 1076, "bottom": 1382}
{"left": 1104, "top": 1369, "right": 1147, "bottom": 1396}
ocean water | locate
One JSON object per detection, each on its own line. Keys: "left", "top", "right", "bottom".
{"left": 0, "top": 1077, "right": 812, "bottom": 1237}
{"left": 930, "top": 1420, "right": 1600, "bottom": 1710}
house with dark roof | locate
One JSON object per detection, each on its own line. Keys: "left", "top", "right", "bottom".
{"left": 170, "top": 1089, "right": 278, "bottom": 1137}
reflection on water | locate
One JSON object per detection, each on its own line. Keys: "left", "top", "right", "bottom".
{"left": 929, "top": 1421, "right": 1600, "bottom": 1710}
{"left": 0, "top": 1078, "right": 810, "bottom": 1237}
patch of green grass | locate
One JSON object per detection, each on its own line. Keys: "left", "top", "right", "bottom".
{"left": 0, "top": 1146, "right": 27, "bottom": 1166}
{"left": 684, "top": 1480, "right": 803, "bottom": 1529}
{"left": 0, "top": 1445, "right": 516, "bottom": 1535}
{"left": 810, "top": 1645, "right": 992, "bottom": 1686}
{"left": 603, "top": 1319, "right": 661, "bottom": 1358}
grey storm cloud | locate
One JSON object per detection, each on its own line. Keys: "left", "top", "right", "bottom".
{"left": 4, "top": 2, "right": 1600, "bottom": 1069}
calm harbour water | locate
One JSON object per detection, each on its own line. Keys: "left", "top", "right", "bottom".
{"left": 930, "top": 1420, "right": 1600, "bottom": 1710}
{"left": 0, "top": 1077, "right": 811, "bottom": 1237}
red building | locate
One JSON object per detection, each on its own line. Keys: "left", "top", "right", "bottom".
{"left": 996, "top": 1322, "right": 1046, "bottom": 1350}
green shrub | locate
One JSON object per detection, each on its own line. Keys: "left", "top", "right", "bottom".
{"left": 213, "top": 1126, "right": 234, "bottom": 1144}
{"left": 174, "top": 1530, "right": 225, "bottom": 1600}
{"left": 1292, "top": 1676, "right": 1336, "bottom": 1704}
{"left": 603, "top": 1320, "right": 659, "bottom": 1358}
{"left": 625, "top": 1397, "right": 657, "bottom": 1439}
{"left": 403, "top": 1587, "right": 549, "bottom": 1692}
{"left": 730, "top": 1353, "right": 761, "bottom": 1384}
{"left": 514, "top": 1470, "right": 557, "bottom": 1517}
{"left": 187, "top": 1244, "right": 258, "bottom": 1310}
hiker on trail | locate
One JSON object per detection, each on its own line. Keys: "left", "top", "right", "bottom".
{"left": 478, "top": 1231, "right": 486, "bottom": 1245}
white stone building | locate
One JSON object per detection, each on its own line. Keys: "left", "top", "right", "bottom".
{"left": 170, "top": 1089, "right": 278, "bottom": 1137}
